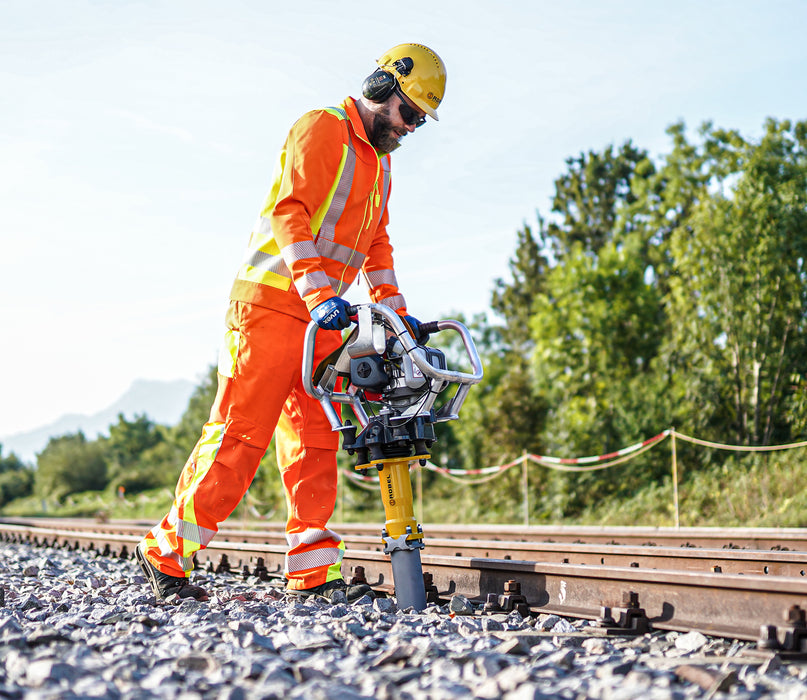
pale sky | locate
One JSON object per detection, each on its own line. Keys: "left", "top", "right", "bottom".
{"left": 2, "top": 0, "right": 806, "bottom": 438}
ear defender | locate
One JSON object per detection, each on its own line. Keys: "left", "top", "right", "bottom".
{"left": 362, "top": 57, "right": 415, "bottom": 103}
{"left": 362, "top": 69, "right": 397, "bottom": 102}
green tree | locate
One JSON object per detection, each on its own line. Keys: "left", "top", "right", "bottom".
{"left": 173, "top": 365, "right": 219, "bottom": 451}
{"left": 478, "top": 119, "right": 807, "bottom": 519}
{"left": 35, "top": 432, "right": 108, "bottom": 499}
{"left": 480, "top": 141, "right": 662, "bottom": 517}
{"left": 118, "top": 366, "right": 220, "bottom": 494}
{"left": 0, "top": 446, "right": 34, "bottom": 506}
{"left": 0, "top": 469, "right": 34, "bottom": 505}
{"left": 531, "top": 234, "right": 665, "bottom": 443}
{"left": 105, "top": 413, "right": 168, "bottom": 493}
{"left": 547, "top": 141, "right": 655, "bottom": 257}
{"left": 491, "top": 222, "right": 550, "bottom": 350}
{"left": 107, "top": 413, "right": 163, "bottom": 470}
{"left": 663, "top": 119, "right": 807, "bottom": 446}
{"left": 0, "top": 445, "right": 26, "bottom": 474}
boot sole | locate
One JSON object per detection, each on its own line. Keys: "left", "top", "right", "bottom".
{"left": 135, "top": 545, "right": 166, "bottom": 600}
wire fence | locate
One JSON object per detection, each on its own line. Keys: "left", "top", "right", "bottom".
{"left": 338, "top": 428, "right": 807, "bottom": 528}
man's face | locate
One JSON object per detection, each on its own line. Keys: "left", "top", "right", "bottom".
{"left": 367, "top": 91, "right": 426, "bottom": 153}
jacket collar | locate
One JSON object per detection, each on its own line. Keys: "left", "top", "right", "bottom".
{"left": 343, "top": 97, "right": 373, "bottom": 147}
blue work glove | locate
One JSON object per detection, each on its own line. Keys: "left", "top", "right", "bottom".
{"left": 311, "top": 296, "right": 353, "bottom": 331}
{"left": 403, "top": 314, "right": 430, "bottom": 345}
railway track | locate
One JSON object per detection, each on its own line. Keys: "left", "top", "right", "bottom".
{"left": 2, "top": 517, "right": 807, "bottom": 654}
{"left": 8, "top": 517, "right": 807, "bottom": 549}
{"left": 7, "top": 517, "right": 807, "bottom": 575}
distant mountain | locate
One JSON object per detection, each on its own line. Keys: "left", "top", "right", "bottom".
{"left": 0, "top": 379, "right": 196, "bottom": 464}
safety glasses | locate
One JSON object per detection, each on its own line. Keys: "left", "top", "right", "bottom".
{"left": 396, "top": 90, "right": 426, "bottom": 128}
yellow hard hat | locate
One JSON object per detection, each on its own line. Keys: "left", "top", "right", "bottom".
{"left": 365, "top": 43, "right": 447, "bottom": 120}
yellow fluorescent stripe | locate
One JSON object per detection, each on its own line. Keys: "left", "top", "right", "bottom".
{"left": 248, "top": 231, "right": 280, "bottom": 254}
{"left": 311, "top": 144, "right": 349, "bottom": 237}
{"left": 194, "top": 437, "right": 223, "bottom": 465}
{"left": 236, "top": 265, "right": 292, "bottom": 289}
{"left": 218, "top": 329, "right": 240, "bottom": 379}
{"left": 325, "top": 540, "right": 346, "bottom": 582}
{"left": 178, "top": 509, "right": 197, "bottom": 556}
{"left": 181, "top": 422, "right": 226, "bottom": 529}
{"left": 323, "top": 107, "right": 347, "bottom": 119}
{"left": 259, "top": 149, "right": 287, "bottom": 219}
{"left": 183, "top": 494, "right": 198, "bottom": 531}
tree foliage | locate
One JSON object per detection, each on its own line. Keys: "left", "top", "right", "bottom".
{"left": 468, "top": 118, "right": 807, "bottom": 519}
{"left": 35, "top": 432, "right": 108, "bottom": 499}
{"left": 0, "top": 446, "right": 33, "bottom": 506}
{"left": 546, "top": 141, "right": 654, "bottom": 257}
{"left": 662, "top": 120, "right": 807, "bottom": 446}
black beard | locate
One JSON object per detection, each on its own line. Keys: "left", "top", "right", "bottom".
{"left": 368, "top": 107, "right": 402, "bottom": 153}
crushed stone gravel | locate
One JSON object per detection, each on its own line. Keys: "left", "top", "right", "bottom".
{"left": 0, "top": 542, "right": 806, "bottom": 699}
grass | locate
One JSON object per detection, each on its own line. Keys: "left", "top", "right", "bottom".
{"left": 3, "top": 450, "right": 806, "bottom": 529}
{"left": 575, "top": 451, "right": 807, "bottom": 528}
{"left": 1, "top": 488, "right": 174, "bottom": 523}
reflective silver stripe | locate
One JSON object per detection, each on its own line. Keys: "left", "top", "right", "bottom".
{"left": 327, "top": 275, "right": 346, "bottom": 293}
{"left": 286, "top": 546, "right": 343, "bottom": 573}
{"left": 287, "top": 528, "right": 342, "bottom": 548}
{"left": 318, "top": 138, "right": 356, "bottom": 244}
{"left": 323, "top": 106, "right": 347, "bottom": 120}
{"left": 175, "top": 518, "right": 217, "bottom": 548}
{"left": 151, "top": 536, "right": 195, "bottom": 573}
{"left": 242, "top": 249, "right": 291, "bottom": 277}
{"left": 297, "top": 270, "right": 331, "bottom": 297}
{"left": 379, "top": 157, "right": 391, "bottom": 215}
{"left": 255, "top": 215, "right": 272, "bottom": 235}
{"left": 380, "top": 294, "right": 406, "bottom": 311}
{"left": 167, "top": 506, "right": 217, "bottom": 547}
{"left": 282, "top": 240, "right": 319, "bottom": 263}
{"left": 365, "top": 268, "right": 398, "bottom": 289}
{"left": 317, "top": 238, "right": 365, "bottom": 267}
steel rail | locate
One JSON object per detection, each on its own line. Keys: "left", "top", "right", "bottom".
{"left": 325, "top": 522, "right": 807, "bottom": 551}
{"left": 405, "top": 553, "right": 807, "bottom": 645}
{"left": 2, "top": 520, "right": 807, "bottom": 648}
{"left": 5, "top": 517, "right": 807, "bottom": 551}
{"left": 3, "top": 519, "right": 807, "bottom": 577}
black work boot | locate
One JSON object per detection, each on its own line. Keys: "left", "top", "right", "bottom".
{"left": 288, "top": 578, "right": 374, "bottom": 604}
{"left": 135, "top": 545, "right": 209, "bottom": 601}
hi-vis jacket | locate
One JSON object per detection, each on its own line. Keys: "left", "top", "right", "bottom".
{"left": 230, "top": 97, "right": 407, "bottom": 320}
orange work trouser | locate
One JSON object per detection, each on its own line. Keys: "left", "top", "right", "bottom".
{"left": 140, "top": 301, "right": 344, "bottom": 590}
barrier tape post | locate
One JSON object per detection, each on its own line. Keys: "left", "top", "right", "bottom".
{"left": 671, "top": 427, "right": 680, "bottom": 529}
{"left": 522, "top": 451, "right": 529, "bottom": 527}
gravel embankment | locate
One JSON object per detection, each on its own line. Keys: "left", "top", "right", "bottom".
{"left": 1, "top": 542, "right": 806, "bottom": 699}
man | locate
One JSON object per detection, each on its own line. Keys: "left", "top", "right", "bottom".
{"left": 135, "top": 43, "right": 447, "bottom": 604}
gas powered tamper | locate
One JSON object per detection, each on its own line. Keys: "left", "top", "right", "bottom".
{"left": 302, "top": 304, "right": 483, "bottom": 610}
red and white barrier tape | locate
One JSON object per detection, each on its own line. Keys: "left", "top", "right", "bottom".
{"left": 530, "top": 430, "right": 671, "bottom": 466}
{"left": 337, "top": 428, "right": 807, "bottom": 486}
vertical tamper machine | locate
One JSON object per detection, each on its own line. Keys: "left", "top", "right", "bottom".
{"left": 303, "top": 304, "right": 483, "bottom": 610}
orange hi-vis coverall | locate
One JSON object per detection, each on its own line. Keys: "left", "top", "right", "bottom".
{"left": 140, "top": 97, "right": 409, "bottom": 590}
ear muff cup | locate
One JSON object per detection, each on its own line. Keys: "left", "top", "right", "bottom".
{"left": 362, "top": 68, "right": 397, "bottom": 103}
